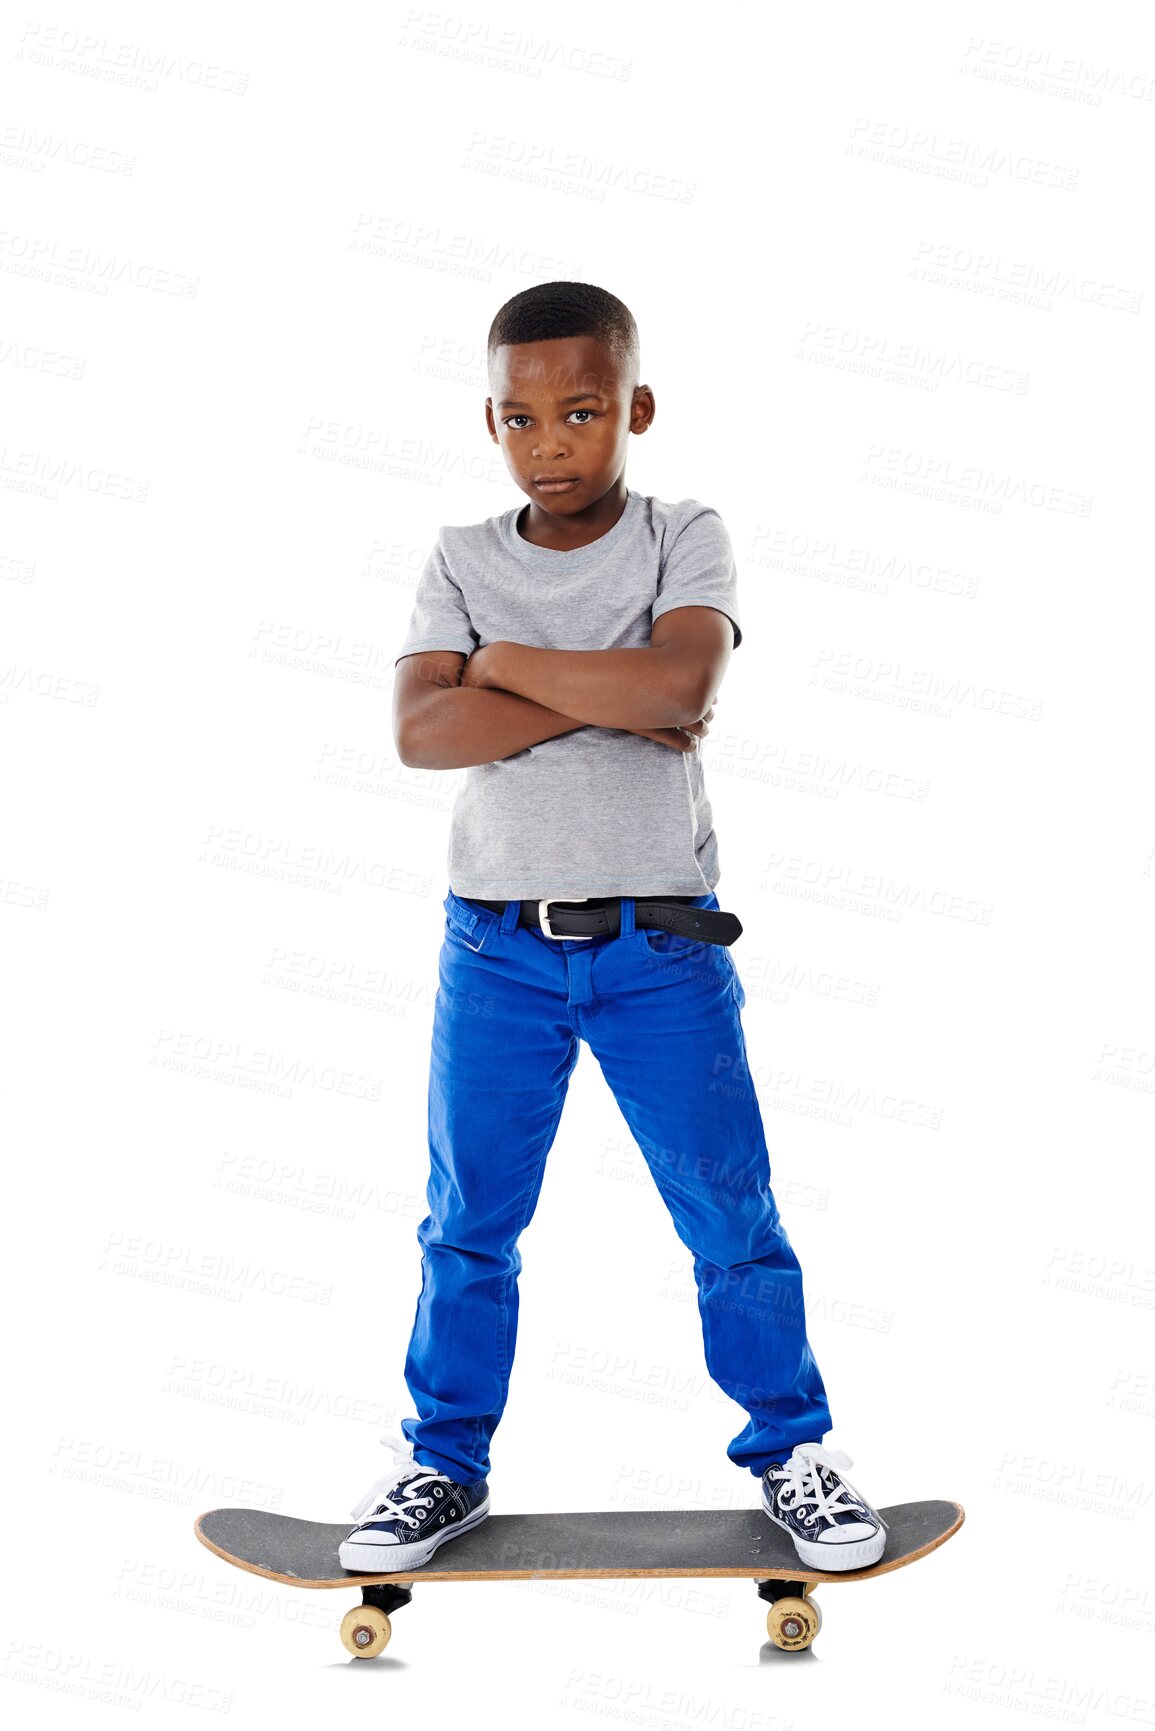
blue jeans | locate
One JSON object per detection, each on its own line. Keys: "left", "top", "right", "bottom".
{"left": 401, "top": 888, "right": 833, "bottom": 1484}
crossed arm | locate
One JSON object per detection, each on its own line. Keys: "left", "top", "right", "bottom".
{"left": 394, "top": 606, "right": 735, "bottom": 771}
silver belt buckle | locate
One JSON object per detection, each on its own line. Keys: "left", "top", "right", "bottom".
{"left": 538, "top": 896, "right": 594, "bottom": 939}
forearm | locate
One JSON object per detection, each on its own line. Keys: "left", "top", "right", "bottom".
{"left": 400, "top": 686, "right": 588, "bottom": 771}
{"left": 486, "top": 643, "right": 697, "bottom": 731}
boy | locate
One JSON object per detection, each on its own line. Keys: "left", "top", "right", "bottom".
{"left": 340, "top": 283, "right": 885, "bottom": 1576}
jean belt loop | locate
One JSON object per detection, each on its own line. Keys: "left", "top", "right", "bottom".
{"left": 499, "top": 897, "right": 522, "bottom": 935}
{"left": 619, "top": 895, "right": 636, "bottom": 937}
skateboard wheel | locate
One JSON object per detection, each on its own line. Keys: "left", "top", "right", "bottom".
{"left": 766, "top": 1595, "right": 821, "bottom": 1651}
{"left": 339, "top": 1604, "right": 392, "bottom": 1658}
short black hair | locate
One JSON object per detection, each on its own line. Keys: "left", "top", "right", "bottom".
{"left": 487, "top": 281, "right": 639, "bottom": 393}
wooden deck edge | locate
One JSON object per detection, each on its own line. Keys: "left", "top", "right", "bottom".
{"left": 194, "top": 1501, "right": 965, "bottom": 1592}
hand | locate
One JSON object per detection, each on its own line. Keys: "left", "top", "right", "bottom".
{"left": 627, "top": 699, "right": 716, "bottom": 753}
{"left": 460, "top": 643, "right": 503, "bottom": 690}
{"left": 460, "top": 643, "right": 491, "bottom": 688}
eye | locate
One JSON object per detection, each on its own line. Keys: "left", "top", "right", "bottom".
{"left": 501, "top": 410, "right": 599, "bottom": 430}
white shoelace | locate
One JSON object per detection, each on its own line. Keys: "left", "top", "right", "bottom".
{"left": 349, "top": 1431, "right": 451, "bottom": 1528}
{"left": 769, "top": 1443, "right": 888, "bottom": 1532}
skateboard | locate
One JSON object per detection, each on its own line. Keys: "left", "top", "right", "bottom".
{"left": 194, "top": 1498, "right": 963, "bottom": 1656}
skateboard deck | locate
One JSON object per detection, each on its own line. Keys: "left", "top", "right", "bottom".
{"left": 195, "top": 1498, "right": 963, "bottom": 1656}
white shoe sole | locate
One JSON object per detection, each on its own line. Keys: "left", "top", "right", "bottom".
{"left": 339, "top": 1496, "right": 491, "bottom": 1572}
{"left": 761, "top": 1495, "right": 885, "bottom": 1571}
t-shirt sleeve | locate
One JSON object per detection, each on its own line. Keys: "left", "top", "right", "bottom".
{"left": 394, "top": 536, "right": 480, "bottom": 666}
{"left": 651, "top": 502, "right": 742, "bottom": 649}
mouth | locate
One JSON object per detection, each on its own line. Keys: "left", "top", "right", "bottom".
{"left": 533, "top": 477, "right": 580, "bottom": 493}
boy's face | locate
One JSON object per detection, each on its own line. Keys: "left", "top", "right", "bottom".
{"left": 485, "top": 335, "right": 654, "bottom": 515}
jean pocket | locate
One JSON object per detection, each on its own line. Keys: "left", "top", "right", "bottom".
{"left": 443, "top": 892, "right": 496, "bottom": 954}
{"left": 638, "top": 928, "right": 712, "bottom": 959}
{"left": 728, "top": 954, "right": 747, "bottom": 1010}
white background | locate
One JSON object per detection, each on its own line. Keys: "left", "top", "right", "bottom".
{"left": 3, "top": 1, "right": 1153, "bottom": 1726}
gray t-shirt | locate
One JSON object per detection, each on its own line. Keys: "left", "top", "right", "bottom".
{"left": 394, "top": 487, "right": 743, "bottom": 899}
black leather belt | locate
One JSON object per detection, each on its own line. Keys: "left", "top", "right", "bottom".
{"left": 467, "top": 895, "right": 742, "bottom": 947}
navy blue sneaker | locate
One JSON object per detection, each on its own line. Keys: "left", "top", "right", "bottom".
{"left": 760, "top": 1443, "right": 886, "bottom": 1570}
{"left": 339, "top": 1432, "right": 490, "bottom": 1572}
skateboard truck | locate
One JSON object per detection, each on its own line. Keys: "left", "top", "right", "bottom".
{"left": 362, "top": 1583, "right": 413, "bottom": 1615}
